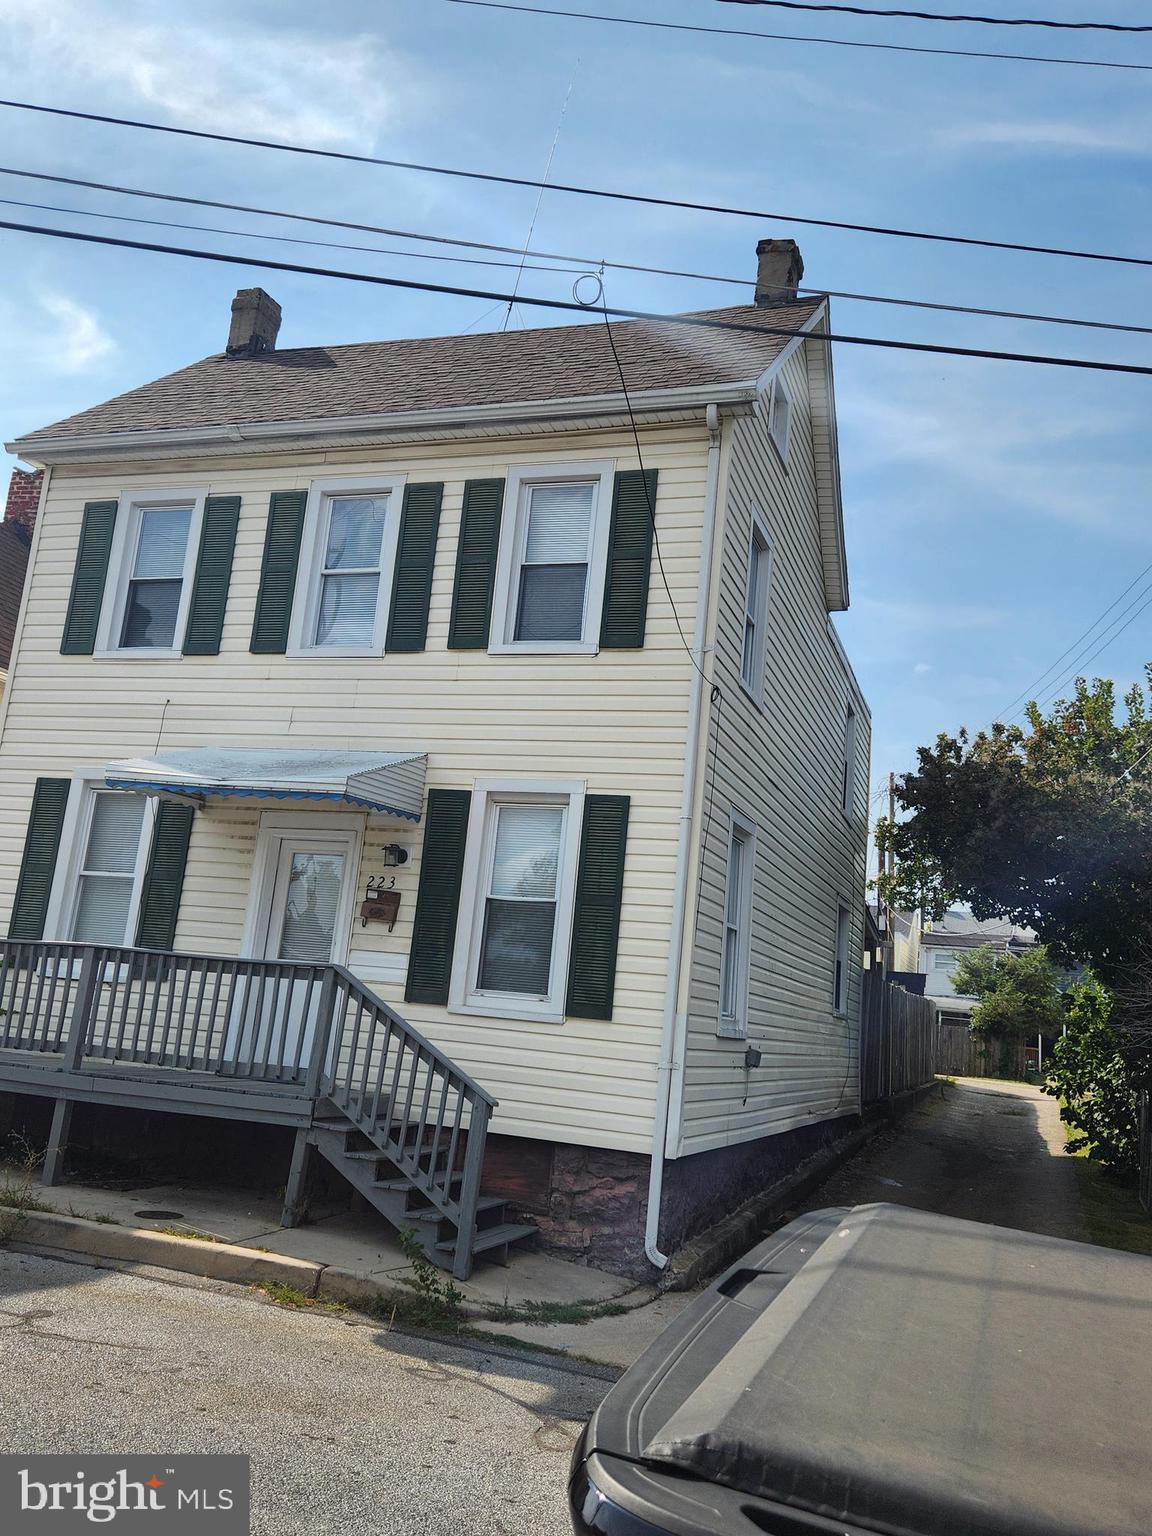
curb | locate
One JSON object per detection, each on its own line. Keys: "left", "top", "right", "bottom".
{"left": 5, "top": 1211, "right": 526, "bottom": 1325}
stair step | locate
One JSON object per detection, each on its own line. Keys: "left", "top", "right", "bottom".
{"left": 406, "top": 1197, "right": 505, "bottom": 1224}
{"left": 374, "top": 1176, "right": 462, "bottom": 1194}
{"left": 436, "top": 1222, "right": 536, "bottom": 1257}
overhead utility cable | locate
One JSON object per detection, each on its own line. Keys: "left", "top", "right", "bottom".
{"left": 446, "top": 0, "right": 1152, "bottom": 72}
{"left": 717, "top": 0, "right": 1152, "bottom": 33}
{"left": 5, "top": 216, "right": 1152, "bottom": 379}
{"left": 3, "top": 97, "right": 1152, "bottom": 270}
{"left": 6, "top": 165, "right": 1152, "bottom": 339}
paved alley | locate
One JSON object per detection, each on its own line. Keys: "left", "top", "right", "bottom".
{"left": 797, "top": 1077, "right": 1087, "bottom": 1243}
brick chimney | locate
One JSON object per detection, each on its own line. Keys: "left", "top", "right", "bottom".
{"left": 754, "top": 238, "right": 804, "bottom": 305}
{"left": 4, "top": 467, "right": 42, "bottom": 540}
{"left": 226, "top": 288, "right": 281, "bottom": 357}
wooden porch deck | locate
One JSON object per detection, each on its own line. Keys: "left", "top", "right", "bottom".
{"left": 0, "top": 939, "right": 528, "bottom": 1277}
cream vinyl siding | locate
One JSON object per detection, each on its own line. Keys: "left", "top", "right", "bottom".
{"left": 0, "top": 424, "right": 708, "bottom": 1154}
{"left": 675, "top": 343, "right": 870, "bottom": 1157}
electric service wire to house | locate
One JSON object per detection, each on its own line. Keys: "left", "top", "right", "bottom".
{"left": 7, "top": 99, "right": 1152, "bottom": 272}
{"left": 717, "top": 1, "right": 1152, "bottom": 32}
{"left": 1028, "top": 585, "right": 1152, "bottom": 716}
{"left": 7, "top": 217, "right": 1152, "bottom": 382}
{"left": 8, "top": 166, "right": 1152, "bottom": 343}
{"left": 445, "top": 0, "right": 1152, "bottom": 72}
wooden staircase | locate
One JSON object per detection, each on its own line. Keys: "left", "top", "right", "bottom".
{"left": 309, "top": 1116, "right": 536, "bottom": 1270}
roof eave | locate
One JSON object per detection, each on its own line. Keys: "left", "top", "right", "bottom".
{"left": 7, "top": 379, "right": 760, "bottom": 464}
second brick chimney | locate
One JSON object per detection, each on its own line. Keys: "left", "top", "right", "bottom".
{"left": 754, "top": 239, "right": 804, "bottom": 305}
{"left": 226, "top": 288, "right": 282, "bottom": 357}
{"left": 4, "top": 467, "right": 42, "bottom": 540}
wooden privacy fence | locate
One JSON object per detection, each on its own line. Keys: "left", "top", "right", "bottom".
{"left": 936, "top": 1021, "right": 1029, "bottom": 1079}
{"left": 860, "top": 967, "right": 938, "bottom": 1106}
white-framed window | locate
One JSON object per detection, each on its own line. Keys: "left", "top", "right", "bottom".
{"left": 933, "top": 950, "right": 961, "bottom": 977}
{"left": 97, "top": 488, "right": 207, "bottom": 656}
{"left": 288, "top": 474, "right": 406, "bottom": 657}
{"left": 718, "top": 811, "right": 756, "bottom": 1038}
{"left": 450, "top": 778, "right": 585, "bottom": 1023}
{"left": 489, "top": 461, "right": 615, "bottom": 655}
{"left": 767, "top": 376, "right": 792, "bottom": 461}
{"left": 840, "top": 702, "right": 857, "bottom": 815}
{"left": 834, "top": 901, "right": 851, "bottom": 1015}
{"left": 740, "top": 511, "right": 773, "bottom": 699}
{"left": 48, "top": 783, "right": 156, "bottom": 946}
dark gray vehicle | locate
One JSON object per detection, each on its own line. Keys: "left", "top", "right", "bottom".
{"left": 570, "top": 1203, "right": 1152, "bottom": 1536}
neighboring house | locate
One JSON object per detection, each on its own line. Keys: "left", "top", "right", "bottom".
{"left": 0, "top": 467, "right": 40, "bottom": 696}
{"left": 913, "top": 909, "right": 1036, "bottom": 1025}
{"left": 0, "top": 239, "right": 869, "bottom": 1278}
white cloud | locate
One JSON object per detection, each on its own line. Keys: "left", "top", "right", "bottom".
{"left": 913, "top": 662, "right": 933, "bottom": 675}
{"left": 936, "top": 118, "right": 1152, "bottom": 156}
{"left": 852, "top": 595, "right": 1007, "bottom": 637}
{"left": 35, "top": 292, "right": 115, "bottom": 373}
{"left": 0, "top": 0, "right": 418, "bottom": 149}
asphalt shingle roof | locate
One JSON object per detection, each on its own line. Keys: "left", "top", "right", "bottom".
{"left": 15, "top": 300, "right": 823, "bottom": 445}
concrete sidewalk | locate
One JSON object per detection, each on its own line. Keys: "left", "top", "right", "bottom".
{"left": 0, "top": 1165, "right": 698, "bottom": 1368}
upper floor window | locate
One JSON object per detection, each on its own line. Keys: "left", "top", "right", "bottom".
{"left": 489, "top": 462, "right": 614, "bottom": 655}
{"left": 767, "top": 376, "right": 792, "bottom": 461}
{"left": 97, "top": 490, "right": 206, "bottom": 656}
{"left": 289, "top": 475, "right": 405, "bottom": 657}
{"left": 741, "top": 511, "right": 773, "bottom": 699}
{"left": 841, "top": 702, "right": 857, "bottom": 815}
{"left": 450, "top": 779, "right": 585, "bottom": 1023}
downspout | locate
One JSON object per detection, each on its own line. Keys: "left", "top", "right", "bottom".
{"left": 645, "top": 403, "right": 723, "bottom": 1270}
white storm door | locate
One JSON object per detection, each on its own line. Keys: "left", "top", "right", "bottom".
{"left": 228, "top": 828, "right": 357, "bottom": 1075}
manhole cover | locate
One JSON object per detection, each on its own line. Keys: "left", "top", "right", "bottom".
{"left": 134, "top": 1209, "right": 185, "bottom": 1220}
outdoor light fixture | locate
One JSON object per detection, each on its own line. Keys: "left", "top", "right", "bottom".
{"left": 380, "top": 843, "right": 409, "bottom": 867}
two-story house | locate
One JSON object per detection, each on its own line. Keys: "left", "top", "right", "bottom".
{"left": 0, "top": 238, "right": 869, "bottom": 1278}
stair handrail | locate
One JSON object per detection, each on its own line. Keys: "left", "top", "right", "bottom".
{"left": 327, "top": 963, "right": 498, "bottom": 1109}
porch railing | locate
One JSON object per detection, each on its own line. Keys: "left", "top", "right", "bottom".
{"left": 0, "top": 939, "right": 497, "bottom": 1265}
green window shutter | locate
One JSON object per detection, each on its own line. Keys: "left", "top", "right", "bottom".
{"left": 250, "top": 490, "right": 307, "bottom": 654}
{"left": 61, "top": 500, "right": 118, "bottom": 655}
{"left": 386, "top": 482, "right": 444, "bottom": 653}
{"left": 134, "top": 801, "right": 194, "bottom": 951}
{"left": 405, "top": 788, "right": 471, "bottom": 1005}
{"left": 566, "top": 794, "right": 631, "bottom": 1020}
{"left": 9, "top": 778, "right": 71, "bottom": 939}
{"left": 448, "top": 478, "right": 505, "bottom": 649}
{"left": 599, "top": 469, "right": 658, "bottom": 649}
{"left": 183, "top": 495, "right": 240, "bottom": 656}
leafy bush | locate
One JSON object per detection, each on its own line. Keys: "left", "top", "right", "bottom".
{"left": 1044, "top": 975, "right": 1148, "bottom": 1176}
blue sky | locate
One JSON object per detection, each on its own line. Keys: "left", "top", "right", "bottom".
{"left": 2, "top": 0, "right": 1151, "bottom": 827}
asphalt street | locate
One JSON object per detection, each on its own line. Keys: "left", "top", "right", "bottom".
{"left": 0, "top": 1250, "right": 607, "bottom": 1535}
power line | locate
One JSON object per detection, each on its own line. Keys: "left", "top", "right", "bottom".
{"left": 7, "top": 164, "right": 1152, "bottom": 341}
{"left": 993, "top": 558, "right": 1152, "bottom": 725}
{"left": 446, "top": 0, "right": 1152, "bottom": 72}
{"left": 6, "top": 214, "right": 1152, "bottom": 380}
{"left": 717, "top": 0, "right": 1152, "bottom": 32}
{"left": 0, "top": 192, "right": 591, "bottom": 276}
{"left": 1029, "top": 585, "right": 1152, "bottom": 716}
{"left": 4, "top": 97, "right": 1152, "bottom": 271}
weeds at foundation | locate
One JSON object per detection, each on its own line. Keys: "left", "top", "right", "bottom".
{"left": 0, "top": 1153, "right": 54, "bottom": 1244}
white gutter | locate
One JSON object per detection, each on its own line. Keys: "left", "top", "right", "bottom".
{"left": 644, "top": 401, "right": 724, "bottom": 1270}
{"left": 6, "top": 380, "right": 758, "bottom": 462}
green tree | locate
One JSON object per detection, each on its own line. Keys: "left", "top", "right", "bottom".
{"left": 950, "top": 944, "right": 1066, "bottom": 1077}
{"left": 876, "top": 674, "right": 1152, "bottom": 985}
{"left": 1044, "top": 976, "right": 1147, "bottom": 1175}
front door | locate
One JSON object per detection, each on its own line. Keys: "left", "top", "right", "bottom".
{"left": 227, "top": 822, "right": 359, "bottom": 1074}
